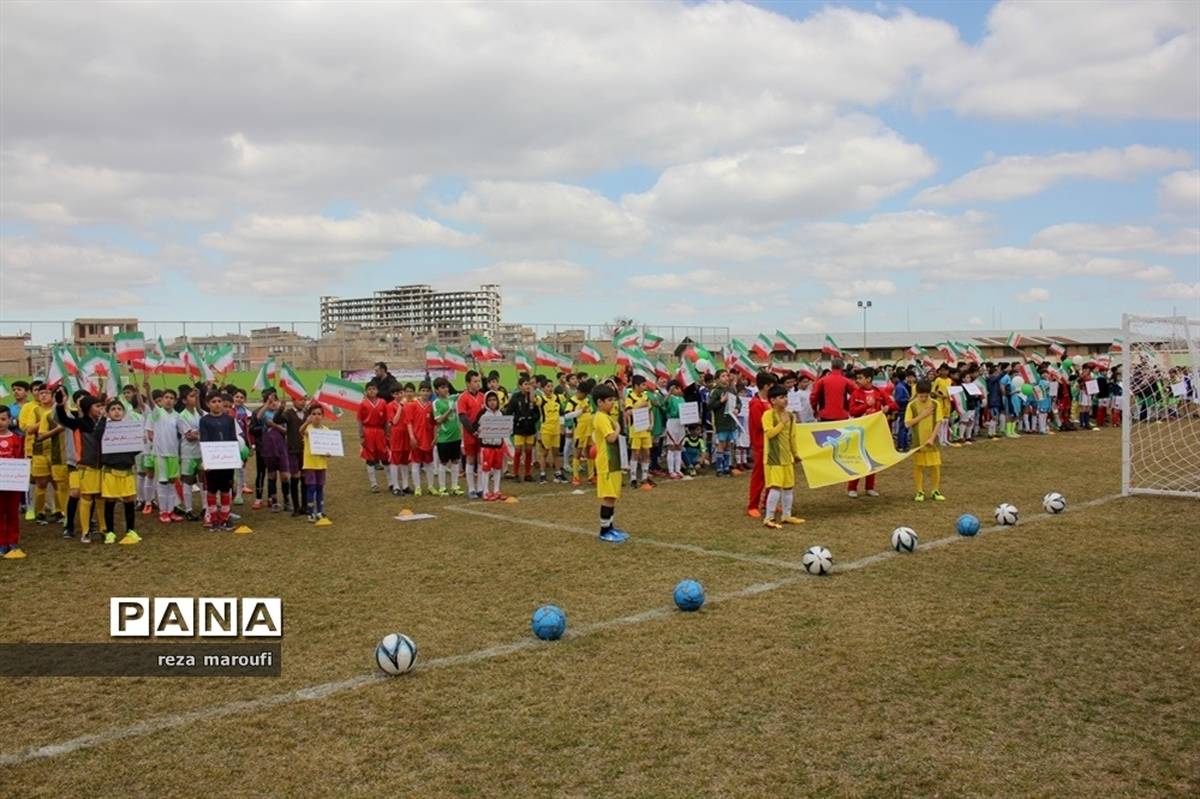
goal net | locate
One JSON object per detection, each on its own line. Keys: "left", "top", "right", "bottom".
{"left": 1121, "top": 314, "right": 1200, "bottom": 498}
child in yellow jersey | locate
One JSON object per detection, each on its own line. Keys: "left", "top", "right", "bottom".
{"left": 905, "top": 379, "right": 946, "bottom": 502}
{"left": 931, "top": 364, "right": 952, "bottom": 446}
{"left": 564, "top": 383, "right": 594, "bottom": 485}
{"left": 534, "top": 378, "right": 563, "bottom": 483}
{"left": 30, "top": 386, "right": 68, "bottom": 524}
{"left": 624, "top": 375, "right": 654, "bottom": 490}
{"left": 300, "top": 404, "right": 331, "bottom": 523}
{"left": 760, "top": 386, "right": 805, "bottom": 529}
{"left": 591, "top": 384, "right": 627, "bottom": 543}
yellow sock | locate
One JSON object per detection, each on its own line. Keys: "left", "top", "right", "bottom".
{"left": 56, "top": 480, "right": 69, "bottom": 516}
{"left": 79, "top": 495, "right": 93, "bottom": 533}
{"left": 931, "top": 466, "right": 941, "bottom": 492}
{"left": 587, "top": 459, "right": 595, "bottom": 479}
{"left": 34, "top": 485, "right": 47, "bottom": 515}
{"left": 913, "top": 463, "right": 924, "bottom": 493}
{"left": 99, "top": 499, "right": 109, "bottom": 533}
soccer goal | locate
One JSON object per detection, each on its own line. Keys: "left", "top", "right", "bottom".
{"left": 1121, "top": 314, "right": 1200, "bottom": 498}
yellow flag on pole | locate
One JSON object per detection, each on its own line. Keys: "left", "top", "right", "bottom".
{"left": 792, "top": 412, "right": 922, "bottom": 489}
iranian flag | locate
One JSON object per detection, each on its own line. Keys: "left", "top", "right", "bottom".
{"left": 654, "top": 359, "right": 671, "bottom": 380}
{"left": 469, "top": 334, "right": 501, "bottom": 361}
{"left": 577, "top": 343, "right": 603, "bottom": 365}
{"left": 936, "top": 342, "right": 959, "bottom": 365}
{"left": 252, "top": 358, "right": 274, "bottom": 392}
{"left": 207, "top": 344, "right": 236, "bottom": 377}
{"left": 1109, "top": 337, "right": 1123, "bottom": 354}
{"left": 80, "top": 347, "right": 109, "bottom": 379}
{"left": 425, "top": 345, "right": 445, "bottom": 370}
{"left": 1017, "top": 363, "right": 1036, "bottom": 384}
{"left": 628, "top": 349, "right": 655, "bottom": 380}
{"left": 1006, "top": 332, "right": 1025, "bottom": 350}
{"left": 821, "top": 335, "right": 843, "bottom": 359}
{"left": 114, "top": 332, "right": 145, "bottom": 365}
{"left": 906, "top": 344, "right": 925, "bottom": 359}
{"left": 535, "top": 343, "right": 566, "bottom": 368}
{"left": 143, "top": 337, "right": 167, "bottom": 373}
{"left": 612, "top": 326, "right": 640, "bottom": 349}
{"left": 1048, "top": 342, "right": 1066, "bottom": 359}
{"left": 182, "top": 346, "right": 212, "bottom": 381}
{"left": 158, "top": 350, "right": 188, "bottom": 376}
{"left": 443, "top": 347, "right": 470, "bottom": 372}
{"left": 316, "top": 376, "right": 365, "bottom": 412}
{"left": 1026, "top": 351, "right": 1045, "bottom": 365}
{"left": 641, "top": 332, "right": 664, "bottom": 352}
{"left": 730, "top": 339, "right": 757, "bottom": 364}
{"left": 58, "top": 346, "right": 81, "bottom": 377}
{"left": 676, "top": 358, "right": 700, "bottom": 388}
{"left": 773, "top": 329, "right": 798, "bottom": 353}
{"left": 277, "top": 362, "right": 308, "bottom": 402}
{"left": 729, "top": 356, "right": 756, "bottom": 380}
{"left": 514, "top": 350, "right": 533, "bottom": 373}
{"left": 751, "top": 334, "right": 773, "bottom": 361}
{"left": 796, "top": 361, "right": 819, "bottom": 381}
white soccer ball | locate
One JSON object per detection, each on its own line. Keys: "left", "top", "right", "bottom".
{"left": 375, "top": 633, "right": 418, "bottom": 675}
{"left": 994, "top": 503, "right": 1019, "bottom": 526}
{"left": 1042, "top": 492, "right": 1066, "bottom": 514}
{"left": 890, "top": 526, "right": 919, "bottom": 553}
{"left": 802, "top": 546, "right": 833, "bottom": 575}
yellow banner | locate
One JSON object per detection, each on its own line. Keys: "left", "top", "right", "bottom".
{"left": 792, "top": 412, "right": 920, "bottom": 489}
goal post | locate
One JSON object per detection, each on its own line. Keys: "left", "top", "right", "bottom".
{"left": 1121, "top": 314, "right": 1200, "bottom": 498}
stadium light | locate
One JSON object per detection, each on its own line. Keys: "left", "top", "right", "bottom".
{"left": 857, "top": 299, "right": 872, "bottom": 352}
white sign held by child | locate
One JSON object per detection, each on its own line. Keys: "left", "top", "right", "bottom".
{"left": 631, "top": 406, "right": 651, "bottom": 432}
{"left": 787, "top": 390, "right": 806, "bottom": 412}
{"left": 679, "top": 403, "right": 701, "bottom": 426}
{"left": 100, "top": 418, "right": 145, "bottom": 453}
{"left": 477, "top": 414, "right": 514, "bottom": 439}
{"left": 963, "top": 382, "right": 983, "bottom": 397}
{"left": 1085, "top": 379, "right": 1100, "bottom": 396}
{"left": 308, "top": 428, "right": 344, "bottom": 457}
{"left": 618, "top": 435, "right": 629, "bottom": 470}
{"left": 1171, "top": 380, "right": 1188, "bottom": 398}
{"left": 0, "top": 458, "right": 32, "bottom": 491}
{"left": 200, "top": 441, "right": 242, "bottom": 470}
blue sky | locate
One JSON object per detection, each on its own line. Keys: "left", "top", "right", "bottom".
{"left": 1, "top": 0, "right": 1197, "bottom": 340}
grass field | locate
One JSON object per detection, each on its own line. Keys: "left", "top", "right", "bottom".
{"left": 1, "top": 426, "right": 1197, "bottom": 798}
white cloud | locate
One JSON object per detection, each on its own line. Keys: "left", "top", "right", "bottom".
{"left": 1147, "top": 282, "right": 1200, "bottom": 299}
{"left": 661, "top": 302, "right": 699, "bottom": 318}
{"left": 662, "top": 232, "right": 793, "bottom": 264}
{"left": 626, "top": 269, "right": 762, "bottom": 297}
{"left": 793, "top": 317, "right": 827, "bottom": 332}
{"left": 1158, "top": 170, "right": 1200, "bottom": 213}
{"left": 813, "top": 298, "right": 863, "bottom": 318}
{"left": 452, "top": 260, "right": 595, "bottom": 296}
{"left": 439, "top": 181, "right": 648, "bottom": 254}
{"left": 967, "top": 316, "right": 985, "bottom": 327}
{"left": 1031, "top": 223, "right": 1199, "bottom": 255}
{"left": 1017, "top": 287, "right": 1050, "bottom": 303}
{"left": 0, "top": 239, "right": 161, "bottom": 310}
{"left": 921, "top": 1, "right": 1200, "bottom": 120}
{"left": 828, "top": 279, "right": 898, "bottom": 298}
{"left": 625, "top": 117, "right": 936, "bottom": 226}
{"left": 913, "top": 146, "right": 1192, "bottom": 206}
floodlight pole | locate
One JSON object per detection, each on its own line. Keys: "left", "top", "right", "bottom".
{"left": 857, "top": 299, "right": 872, "bottom": 354}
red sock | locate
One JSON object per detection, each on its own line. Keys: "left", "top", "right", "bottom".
{"left": 513, "top": 450, "right": 522, "bottom": 476}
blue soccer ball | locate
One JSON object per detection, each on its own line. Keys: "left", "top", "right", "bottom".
{"left": 673, "top": 579, "right": 705, "bottom": 612}
{"left": 956, "top": 514, "right": 981, "bottom": 536}
{"left": 531, "top": 605, "right": 567, "bottom": 640}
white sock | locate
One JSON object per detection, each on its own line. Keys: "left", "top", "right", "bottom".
{"left": 435, "top": 464, "right": 445, "bottom": 491}
{"left": 410, "top": 463, "right": 422, "bottom": 490}
{"left": 158, "top": 483, "right": 174, "bottom": 513}
{"left": 782, "top": 489, "right": 794, "bottom": 518}
{"left": 766, "top": 488, "right": 781, "bottom": 519}
{"left": 424, "top": 464, "right": 436, "bottom": 490}
{"left": 466, "top": 463, "right": 476, "bottom": 494}
{"left": 491, "top": 470, "right": 502, "bottom": 494}
{"left": 449, "top": 463, "right": 460, "bottom": 490}
{"left": 399, "top": 466, "right": 409, "bottom": 491}
{"left": 388, "top": 464, "right": 398, "bottom": 489}
{"left": 481, "top": 470, "right": 491, "bottom": 494}
{"left": 366, "top": 463, "right": 378, "bottom": 487}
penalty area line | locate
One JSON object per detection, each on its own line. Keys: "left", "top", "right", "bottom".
{"left": 0, "top": 493, "right": 1123, "bottom": 766}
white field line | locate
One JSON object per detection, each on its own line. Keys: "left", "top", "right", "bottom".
{"left": 0, "top": 493, "right": 1121, "bottom": 766}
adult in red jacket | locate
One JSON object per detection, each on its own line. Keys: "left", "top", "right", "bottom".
{"left": 810, "top": 359, "right": 855, "bottom": 421}
{"left": 746, "top": 372, "right": 777, "bottom": 518}
{"left": 846, "top": 368, "right": 898, "bottom": 497}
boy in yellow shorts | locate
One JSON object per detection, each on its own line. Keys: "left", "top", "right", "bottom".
{"left": 905, "top": 379, "right": 946, "bottom": 502}
{"left": 98, "top": 399, "right": 140, "bottom": 544}
{"left": 591, "top": 384, "right": 627, "bottom": 543}
{"left": 624, "top": 375, "right": 654, "bottom": 490}
{"left": 565, "top": 381, "right": 594, "bottom": 485}
{"left": 54, "top": 391, "right": 104, "bottom": 542}
{"left": 30, "top": 386, "right": 67, "bottom": 525}
{"left": 535, "top": 377, "right": 564, "bottom": 483}
{"left": 761, "top": 386, "right": 805, "bottom": 529}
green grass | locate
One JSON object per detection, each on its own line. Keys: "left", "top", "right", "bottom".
{"left": 0, "top": 426, "right": 1197, "bottom": 797}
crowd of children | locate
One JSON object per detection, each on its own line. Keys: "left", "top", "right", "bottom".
{"left": 0, "top": 352, "right": 1176, "bottom": 555}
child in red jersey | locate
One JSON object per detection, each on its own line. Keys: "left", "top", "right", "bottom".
{"left": 403, "top": 381, "right": 436, "bottom": 496}
{"left": 847, "top": 367, "right": 897, "bottom": 498}
{"left": 0, "top": 406, "right": 27, "bottom": 558}
{"left": 387, "top": 384, "right": 411, "bottom": 496}
{"left": 357, "top": 380, "right": 390, "bottom": 493}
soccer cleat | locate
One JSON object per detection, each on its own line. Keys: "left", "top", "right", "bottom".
{"left": 930, "top": 490, "right": 946, "bottom": 501}
{"left": 847, "top": 490, "right": 858, "bottom": 498}
{"left": 538, "top": 474, "right": 547, "bottom": 484}
{"left": 747, "top": 508, "right": 762, "bottom": 519}
{"left": 762, "top": 519, "right": 783, "bottom": 530}
{"left": 598, "top": 528, "right": 628, "bottom": 543}
{"left": 62, "top": 527, "right": 74, "bottom": 539}
{"left": 390, "top": 486, "right": 401, "bottom": 496}
{"left": 252, "top": 499, "right": 265, "bottom": 510}
{"left": 782, "top": 516, "right": 806, "bottom": 525}
{"left": 119, "top": 531, "right": 142, "bottom": 545}
{"left": 630, "top": 480, "right": 639, "bottom": 489}
{"left": 523, "top": 475, "right": 534, "bottom": 483}
{"left": 913, "top": 492, "right": 925, "bottom": 503}
{"left": 24, "top": 508, "right": 35, "bottom": 521}
{"left": 307, "top": 513, "right": 317, "bottom": 523}
{"left": 142, "top": 503, "right": 155, "bottom": 515}
{"left": 3, "top": 548, "right": 27, "bottom": 559}
{"left": 370, "top": 484, "right": 380, "bottom": 493}
{"left": 571, "top": 478, "right": 581, "bottom": 486}
{"left": 413, "top": 488, "right": 423, "bottom": 497}
{"left": 35, "top": 513, "right": 48, "bottom": 525}
{"left": 402, "top": 487, "right": 413, "bottom": 496}
{"left": 866, "top": 490, "right": 880, "bottom": 497}
{"left": 233, "top": 495, "right": 244, "bottom": 506}
{"left": 170, "top": 512, "right": 185, "bottom": 522}
{"left": 80, "top": 532, "right": 92, "bottom": 544}
{"left": 159, "top": 512, "right": 173, "bottom": 524}
{"left": 104, "top": 532, "right": 117, "bottom": 545}
{"left": 451, "top": 487, "right": 465, "bottom": 496}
